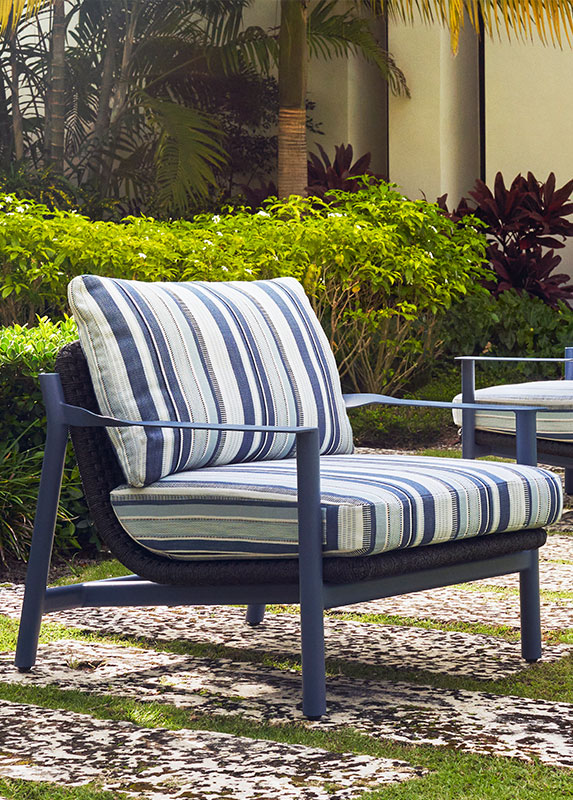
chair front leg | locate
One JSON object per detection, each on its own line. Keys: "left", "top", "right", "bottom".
{"left": 296, "top": 429, "right": 326, "bottom": 720}
{"left": 519, "top": 548, "right": 542, "bottom": 662}
{"left": 15, "top": 376, "right": 69, "bottom": 671}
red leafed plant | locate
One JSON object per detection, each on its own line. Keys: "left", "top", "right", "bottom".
{"left": 439, "top": 171, "right": 573, "bottom": 307}
{"left": 306, "top": 143, "right": 383, "bottom": 197}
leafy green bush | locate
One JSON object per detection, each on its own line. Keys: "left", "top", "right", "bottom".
{"left": 441, "top": 289, "right": 573, "bottom": 380}
{"left": 0, "top": 317, "right": 89, "bottom": 561}
{"left": 349, "top": 366, "right": 461, "bottom": 448}
{"left": 0, "top": 184, "right": 488, "bottom": 393}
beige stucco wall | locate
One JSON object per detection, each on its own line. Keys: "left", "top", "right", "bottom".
{"left": 485, "top": 36, "right": 573, "bottom": 186}
{"left": 485, "top": 36, "right": 573, "bottom": 278}
{"left": 387, "top": 17, "right": 480, "bottom": 204}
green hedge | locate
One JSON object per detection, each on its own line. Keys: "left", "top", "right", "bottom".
{"left": 441, "top": 289, "right": 573, "bottom": 381}
{"left": 0, "top": 184, "right": 490, "bottom": 560}
{"left": 0, "top": 184, "right": 488, "bottom": 394}
{"left": 0, "top": 318, "right": 86, "bottom": 561}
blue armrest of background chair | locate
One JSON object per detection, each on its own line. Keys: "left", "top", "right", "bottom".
{"left": 455, "top": 346, "right": 573, "bottom": 491}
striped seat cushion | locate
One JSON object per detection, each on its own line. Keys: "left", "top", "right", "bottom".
{"left": 110, "top": 454, "right": 562, "bottom": 559}
{"left": 452, "top": 381, "right": 573, "bottom": 441}
{"left": 68, "top": 276, "right": 353, "bottom": 487}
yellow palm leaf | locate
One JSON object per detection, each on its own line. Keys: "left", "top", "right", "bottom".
{"left": 382, "top": 0, "right": 573, "bottom": 49}
{"left": 0, "top": 0, "right": 45, "bottom": 35}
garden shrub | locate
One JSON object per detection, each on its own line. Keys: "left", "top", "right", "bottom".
{"left": 0, "top": 184, "right": 488, "bottom": 394}
{"left": 441, "top": 289, "right": 573, "bottom": 380}
{"left": 0, "top": 317, "right": 89, "bottom": 561}
{"left": 348, "top": 365, "right": 461, "bottom": 448}
{"left": 169, "top": 185, "right": 488, "bottom": 394}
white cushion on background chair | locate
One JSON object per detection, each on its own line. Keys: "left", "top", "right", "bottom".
{"left": 453, "top": 380, "right": 573, "bottom": 441}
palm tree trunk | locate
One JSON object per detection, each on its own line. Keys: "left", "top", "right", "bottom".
{"left": 45, "top": 0, "right": 66, "bottom": 172}
{"left": 278, "top": 0, "right": 308, "bottom": 198}
{"left": 109, "top": 1, "right": 139, "bottom": 125}
{"left": 88, "top": 6, "right": 120, "bottom": 184}
{"left": 9, "top": 37, "right": 23, "bottom": 161}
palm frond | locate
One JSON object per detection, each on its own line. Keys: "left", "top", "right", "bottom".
{"left": 309, "top": 0, "right": 408, "bottom": 96}
{"left": 140, "top": 94, "right": 227, "bottom": 213}
{"left": 377, "top": 0, "right": 573, "bottom": 48}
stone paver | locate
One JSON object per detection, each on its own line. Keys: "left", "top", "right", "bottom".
{"left": 2, "top": 640, "right": 572, "bottom": 769}
{"left": 0, "top": 528, "right": 571, "bottom": 794}
{"left": 544, "top": 534, "right": 573, "bottom": 563}
{"left": 0, "top": 698, "right": 419, "bottom": 799}
{"left": 346, "top": 587, "right": 573, "bottom": 629}
{"left": 0, "top": 587, "right": 570, "bottom": 679}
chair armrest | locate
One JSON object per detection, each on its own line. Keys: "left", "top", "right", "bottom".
{"left": 343, "top": 393, "right": 554, "bottom": 466}
{"left": 456, "top": 355, "right": 573, "bottom": 363}
{"left": 60, "top": 402, "right": 317, "bottom": 435}
{"left": 343, "top": 393, "right": 552, "bottom": 414}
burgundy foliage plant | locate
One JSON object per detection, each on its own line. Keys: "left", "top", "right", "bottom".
{"left": 306, "top": 143, "right": 383, "bottom": 197}
{"left": 439, "top": 171, "right": 573, "bottom": 307}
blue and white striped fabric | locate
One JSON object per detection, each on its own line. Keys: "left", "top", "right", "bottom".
{"left": 452, "top": 381, "right": 573, "bottom": 441}
{"left": 69, "top": 276, "right": 354, "bottom": 487}
{"left": 110, "top": 454, "right": 563, "bottom": 559}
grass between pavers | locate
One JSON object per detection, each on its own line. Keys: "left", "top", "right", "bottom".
{"left": 0, "top": 684, "right": 571, "bottom": 799}
{"left": 0, "top": 780, "right": 127, "bottom": 800}
{"left": 0, "top": 613, "right": 572, "bottom": 703}
{"left": 455, "top": 581, "right": 573, "bottom": 601}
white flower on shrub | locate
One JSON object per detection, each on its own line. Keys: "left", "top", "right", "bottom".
{"left": 256, "top": 211, "right": 270, "bottom": 217}
{"left": 138, "top": 252, "right": 147, "bottom": 259}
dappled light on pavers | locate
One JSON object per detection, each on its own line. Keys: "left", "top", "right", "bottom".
{"left": 346, "top": 588, "right": 573, "bottom": 629}
{"left": 0, "top": 586, "right": 570, "bottom": 679}
{"left": 0, "top": 699, "right": 419, "bottom": 798}
{"left": 0, "top": 531, "right": 571, "bottom": 795}
{"left": 2, "top": 641, "right": 573, "bottom": 768}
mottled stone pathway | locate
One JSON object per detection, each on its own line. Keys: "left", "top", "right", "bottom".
{"left": 0, "top": 532, "right": 571, "bottom": 795}
{"left": 0, "top": 586, "right": 570, "bottom": 679}
{"left": 0, "top": 699, "right": 419, "bottom": 799}
{"left": 2, "top": 640, "right": 573, "bottom": 769}
{"left": 346, "top": 586, "right": 573, "bottom": 629}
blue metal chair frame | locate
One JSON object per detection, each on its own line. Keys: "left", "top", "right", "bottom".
{"left": 459, "top": 347, "right": 573, "bottom": 491}
{"left": 15, "top": 372, "right": 552, "bottom": 719}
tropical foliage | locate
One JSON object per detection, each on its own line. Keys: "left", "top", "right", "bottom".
{"left": 307, "top": 142, "right": 383, "bottom": 197}
{"left": 0, "top": 0, "right": 408, "bottom": 212}
{"left": 0, "top": 316, "right": 86, "bottom": 561}
{"left": 440, "top": 172, "right": 573, "bottom": 307}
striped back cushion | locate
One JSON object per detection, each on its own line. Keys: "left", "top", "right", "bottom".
{"left": 68, "top": 275, "right": 354, "bottom": 487}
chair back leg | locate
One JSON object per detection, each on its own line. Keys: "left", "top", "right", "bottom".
{"left": 461, "top": 359, "right": 477, "bottom": 458}
{"left": 15, "top": 375, "right": 69, "bottom": 671}
{"left": 519, "top": 548, "right": 542, "bottom": 662}
{"left": 246, "top": 604, "right": 266, "bottom": 625}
